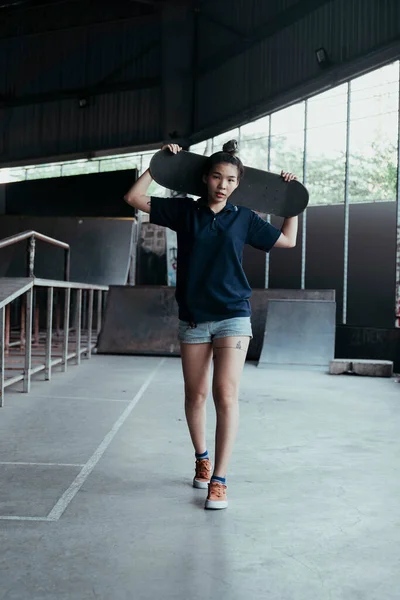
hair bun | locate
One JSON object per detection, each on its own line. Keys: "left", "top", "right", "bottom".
{"left": 222, "top": 139, "right": 239, "bottom": 155}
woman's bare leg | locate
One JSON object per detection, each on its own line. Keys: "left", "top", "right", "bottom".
{"left": 180, "top": 342, "right": 213, "bottom": 454}
{"left": 211, "top": 336, "right": 250, "bottom": 478}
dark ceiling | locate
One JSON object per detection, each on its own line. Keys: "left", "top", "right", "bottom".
{"left": 0, "top": 0, "right": 204, "bottom": 38}
{"left": 0, "top": 0, "right": 198, "bottom": 12}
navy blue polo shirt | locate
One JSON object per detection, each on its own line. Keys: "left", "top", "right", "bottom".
{"left": 150, "top": 197, "right": 281, "bottom": 323}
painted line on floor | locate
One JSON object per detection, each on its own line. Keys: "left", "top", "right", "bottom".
{"left": 47, "top": 359, "right": 165, "bottom": 522}
{"left": 0, "top": 462, "right": 84, "bottom": 467}
{"left": 24, "top": 395, "right": 131, "bottom": 403}
{"left": 0, "top": 516, "right": 50, "bottom": 522}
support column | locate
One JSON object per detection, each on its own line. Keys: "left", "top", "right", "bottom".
{"left": 23, "top": 289, "right": 33, "bottom": 393}
{"left": 301, "top": 100, "right": 308, "bottom": 290}
{"left": 0, "top": 185, "right": 5, "bottom": 215}
{"left": 5, "top": 304, "right": 10, "bottom": 355}
{"left": 97, "top": 291, "right": 103, "bottom": 337}
{"left": 45, "top": 287, "right": 53, "bottom": 381}
{"left": 265, "top": 115, "right": 272, "bottom": 289}
{"left": 343, "top": 81, "right": 352, "bottom": 325}
{"left": 85, "top": 289, "right": 94, "bottom": 359}
{"left": 395, "top": 62, "right": 400, "bottom": 327}
{"left": 0, "top": 307, "right": 5, "bottom": 407}
{"left": 161, "top": 6, "right": 195, "bottom": 146}
{"left": 62, "top": 288, "right": 71, "bottom": 372}
{"left": 75, "top": 289, "right": 82, "bottom": 365}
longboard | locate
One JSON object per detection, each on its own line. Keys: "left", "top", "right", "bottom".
{"left": 150, "top": 149, "right": 309, "bottom": 217}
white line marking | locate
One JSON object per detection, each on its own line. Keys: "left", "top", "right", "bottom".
{"left": 0, "top": 516, "right": 50, "bottom": 522}
{"left": 0, "top": 462, "right": 84, "bottom": 467}
{"left": 26, "top": 395, "right": 130, "bottom": 403}
{"left": 47, "top": 359, "right": 165, "bottom": 522}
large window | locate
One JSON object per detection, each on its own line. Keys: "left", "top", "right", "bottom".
{"left": 306, "top": 85, "right": 348, "bottom": 205}
{"left": 59, "top": 160, "right": 100, "bottom": 178}
{"left": 99, "top": 155, "right": 139, "bottom": 173}
{"left": 240, "top": 116, "right": 270, "bottom": 170}
{"left": 269, "top": 103, "right": 305, "bottom": 179}
{"left": 2, "top": 61, "right": 399, "bottom": 208}
{"left": 140, "top": 152, "right": 166, "bottom": 197}
{"left": 0, "top": 150, "right": 153, "bottom": 185}
{"left": 190, "top": 141, "right": 209, "bottom": 156}
{"left": 25, "top": 163, "right": 63, "bottom": 180}
{"left": 212, "top": 128, "right": 239, "bottom": 154}
{"left": 189, "top": 61, "right": 400, "bottom": 207}
{"left": 348, "top": 64, "right": 399, "bottom": 203}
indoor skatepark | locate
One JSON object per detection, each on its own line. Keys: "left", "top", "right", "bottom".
{"left": 1, "top": 1, "right": 400, "bottom": 598}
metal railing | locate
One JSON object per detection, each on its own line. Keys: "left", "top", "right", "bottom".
{"left": 0, "top": 279, "right": 108, "bottom": 407}
{"left": 0, "top": 230, "right": 70, "bottom": 280}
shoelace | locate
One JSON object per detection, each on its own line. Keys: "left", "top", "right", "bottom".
{"left": 196, "top": 459, "right": 211, "bottom": 479}
{"left": 209, "top": 482, "right": 225, "bottom": 498}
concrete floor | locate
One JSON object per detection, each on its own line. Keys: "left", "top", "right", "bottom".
{"left": 0, "top": 355, "right": 399, "bottom": 600}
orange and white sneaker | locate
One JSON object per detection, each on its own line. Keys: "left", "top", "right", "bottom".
{"left": 193, "top": 458, "right": 212, "bottom": 489}
{"left": 205, "top": 480, "right": 228, "bottom": 509}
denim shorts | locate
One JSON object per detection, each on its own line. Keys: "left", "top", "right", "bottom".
{"left": 178, "top": 317, "right": 253, "bottom": 344}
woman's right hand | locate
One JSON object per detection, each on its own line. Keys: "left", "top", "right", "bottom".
{"left": 161, "top": 143, "right": 182, "bottom": 154}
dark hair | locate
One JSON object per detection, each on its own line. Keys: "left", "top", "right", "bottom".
{"left": 204, "top": 139, "right": 245, "bottom": 181}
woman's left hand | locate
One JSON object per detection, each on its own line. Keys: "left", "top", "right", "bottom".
{"left": 162, "top": 143, "right": 182, "bottom": 154}
{"left": 281, "top": 171, "right": 297, "bottom": 182}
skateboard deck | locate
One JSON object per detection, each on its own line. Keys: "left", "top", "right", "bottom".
{"left": 149, "top": 149, "right": 309, "bottom": 217}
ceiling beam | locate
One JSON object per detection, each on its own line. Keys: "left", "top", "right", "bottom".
{"left": 128, "top": 0, "right": 158, "bottom": 5}
{"left": 199, "top": 11, "right": 246, "bottom": 39}
{"left": 0, "top": 0, "right": 74, "bottom": 9}
{"left": 129, "top": 0, "right": 197, "bottom": 6}
{"left": 197, "top": 0, "right": 335, "bottom": 76}
{"left": 0, "top": 1, "right": 30, "bottom": 7}
{"left": 0, "top": 76, "right": 160, "bottom": 108}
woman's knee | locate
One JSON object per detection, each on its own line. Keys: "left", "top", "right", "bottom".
{"left": 185, "top": 387, "right": 208, "bottom": 407}
{"left": 213, "top": 383, "right": 239, "bottom": 410}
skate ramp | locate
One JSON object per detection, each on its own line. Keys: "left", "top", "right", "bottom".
{"left": 97, "top": 287, "right": 336, "bottom": 359}
{"left": 0, "top": 216, "right": 135, "bottom": 285}
{"left": 258, "top": 299, "right": 336, "bottom": 368}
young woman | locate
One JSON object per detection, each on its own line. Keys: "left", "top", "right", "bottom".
{"left": 124, "top": 140, "right": 298, "bottom": 510}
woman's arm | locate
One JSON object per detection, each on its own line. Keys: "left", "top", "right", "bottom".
{"left": 124, "top": 143, "right": 182, "bottom": 215}
{"left": 124, "top": 169, "right": 153, "bottom": 214}
{"left": 274, "top": 170, "right": 299, "bottom": 248}
{"left": 275, "top": 215, "right": 298, "bottom": 248}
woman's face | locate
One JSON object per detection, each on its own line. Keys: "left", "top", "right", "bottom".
{"left": 203, "top": 162, "right": 240, "bottom": 204}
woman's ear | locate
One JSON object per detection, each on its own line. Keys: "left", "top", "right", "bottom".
{"left": 202, "top": 174, "right": 208, "bottom": 185}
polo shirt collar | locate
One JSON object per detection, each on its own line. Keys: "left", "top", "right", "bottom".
{"left": 198, "top": 198, "right": 236, "bottom": 213}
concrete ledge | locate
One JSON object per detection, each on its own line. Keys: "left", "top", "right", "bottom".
{"left": 329, "top": 360, "right": 352, "bottom": 375}
{"left": 353, "top": 360, "right": 393, "bottom": 377}
{"left": 330, "top": 359, "right": 393, "bottom": 377}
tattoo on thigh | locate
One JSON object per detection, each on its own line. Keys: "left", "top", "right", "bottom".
{"left": 213, "top": 345, "right": 247, "bottom": 355}
{"left": 213, "top": 337, "right": 249, "bottom": 356}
